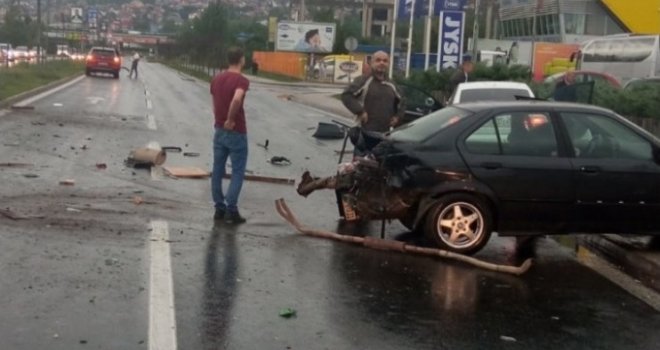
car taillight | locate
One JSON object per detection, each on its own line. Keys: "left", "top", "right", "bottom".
{"left": 86, "top": 55, "right": 93, "bottom": 61}
{"left": 113, "top": 57, "right": 120, "bottom": 63}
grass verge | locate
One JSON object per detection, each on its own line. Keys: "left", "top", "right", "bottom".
{"left": 0, "top": 60, "right": 85, "bottom": 101}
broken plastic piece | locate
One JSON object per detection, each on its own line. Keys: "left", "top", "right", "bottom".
{"left": 279, "top": 308, "right": 296, "bottom": 318}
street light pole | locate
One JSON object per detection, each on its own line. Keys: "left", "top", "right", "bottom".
{"left": 37, "top": 0, "right": 42, "bottom": 64}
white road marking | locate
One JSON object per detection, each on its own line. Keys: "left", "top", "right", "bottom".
{"left": 146, "top": 114, "right": 157, "bottom": 130}
{"left": 13, "top": 75, "right": 85, "bottom": 107}
{"left": 149, "top": 220, "right": 178, "bottom": 350}
{"left": 87, "top": 96, "right": 105, "bottom": 105}
{"left": 145, "top": 90, "right": 151, "bottom": 97}
{"left": 53, "top": 103, "right": 63, "bottom": 107}
{"left": 577, "top": 246, "right": 660, "bottom": 312}
{"left": 146, "top": 99, "right": 153, "bottom": 110}
{"left": 147, "top": 141, "right": 163, "bottom": 181}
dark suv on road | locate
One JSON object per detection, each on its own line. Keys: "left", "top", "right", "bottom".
{"left": 86, "top": 47, "right": 121, "bottom": 79}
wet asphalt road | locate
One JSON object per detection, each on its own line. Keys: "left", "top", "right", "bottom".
{"left": 0, "top": 61, "right": 658, "bottom": 350}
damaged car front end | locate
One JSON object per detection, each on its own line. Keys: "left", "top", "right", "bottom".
{"left": 297, "top": 106, "right": 490, "bottom": 254}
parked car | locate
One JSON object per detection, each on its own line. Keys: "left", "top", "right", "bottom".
{"left": 544, "top": 70, "right": 622, "bottom": 89}
{"left": 85, "top": 47, "right": 122, "bottom": 79}
{"left": 447, "top": 81, "right": 535, "bottom": 105}
{"left": 623, "top": 77, "right": 660, "bottom": 91}
{"left": 13, "top": 46, "right": 30, "bottom": 60}
{"left": 305, "top": 101, "right": 660, "bottom": 255}
{"left": 0, "top": 43, "right": 14, "bottom": 62}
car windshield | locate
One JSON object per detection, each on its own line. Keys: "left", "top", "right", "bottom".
{"left": 460, "top": 88, "right": 531, "bottom": 103}
{"left": 389, "top": 106, "right": 471, "bottom": 142}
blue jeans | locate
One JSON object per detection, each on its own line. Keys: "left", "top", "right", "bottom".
{"left": 212, "top": 128, "right": 248, "bottom": 213}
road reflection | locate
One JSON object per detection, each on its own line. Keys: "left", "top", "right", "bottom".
{"left": 200, "top": 223, "right": 239, "bottom": 350}
{"left": 327, "top": 220, "right": 531, "bottom": 338}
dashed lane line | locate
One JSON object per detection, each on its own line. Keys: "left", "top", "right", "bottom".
{"left": 149, "top": 220, "right": 178, "bottom": 350}
{"left": 146, "top": 114, "right": 157, "bottom": 130}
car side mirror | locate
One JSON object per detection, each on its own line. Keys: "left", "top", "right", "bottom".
{"left": 425, "top": 97, "right": 435, "bottom": 107}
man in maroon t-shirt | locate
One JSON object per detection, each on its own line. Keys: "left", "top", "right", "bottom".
{"left": 210, "top": 47, "right": 250, "bottom": 224}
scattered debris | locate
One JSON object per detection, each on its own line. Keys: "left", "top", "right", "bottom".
{"left": 31, "top": 121, "right": 46, "bottom": 125}
{"left": 257, "top": 139, "right": 269, "bottom": 149}
{"left": 274, "top": 199, "right": 533, "bottom": 275}
{"left": 162, "top": 146, "right": 182, "bottom": 153}
{"left": 551, "top": 316, "right": 560, "bottom": 321}
{"left": 125, "top": 148, "right": 166, "bottom": 168}
{"left": 163, "top": 166, "right": 210, "bottom": 178}
{"left": 279, "top": 308, "right": 296, "bottom": 318}
{"left": 224, "top": 174, "right": 295, "bottom": 186}
{"left": 0, "top": 208, "right": 45, "bottom": 220}
{"left": 58, "top": 123, "right": 64, "bottom": 127}
{"left": 59, "top": 179, "right": 76, "bottom": 186}
{"left": 66, "top": 207, "right": 82, "bottom": 213}
{"left": 312, "top": 122, "right": 344, "bottom": 139}
{"left": 183, "top": 152, "right": 200, "bottom": 157}
{"left": 81, "top": 145, "right": 88, "bottom": 150}
{"left": 3, "top": 143, "right": 20, "bottom": 147}
{"left": 53, "top": 103, "right": 63, "bottom": 107}
{"left": 53, "top": 134, "right": 61, "bottom": 138}
{"left": 0, "top": 162, "right": 32, "bottom": 168}
{"left": 53, "top": 334, "right": 59, "bottom": 339}
{"left": 500, "top": 336, "right": 517, "bottom": 342}
{"left": 277, "top": 94, "right": 293, "bottom": 101}
{"left": 133, "top": 196, "right": 144, "bottom": 205}
{"left": 96, "top": 163, "right": 107, "bottom": 170}
{"left": 269, "top": 156, "right": 291, "bottom": 166}
{"left": 22, "top": 174, "right": 39, "bottom": 178}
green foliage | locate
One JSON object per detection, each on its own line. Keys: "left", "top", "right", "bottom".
{"left": 0, "top": 60, "right": 85, "bottom": 101}
{"left": 405, "top": 65, "right": 660, "bottom": 120}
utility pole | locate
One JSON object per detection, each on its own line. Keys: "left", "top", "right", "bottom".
{"left": 37, "top": 0, "right": 42, "bottom": 63}
{"left": 472, "top": 0, "right": 479, "bottom": 56}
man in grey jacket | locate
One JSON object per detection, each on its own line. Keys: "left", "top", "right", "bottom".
{"left": 341, "top": 51, "right": 405, "bottom": 133}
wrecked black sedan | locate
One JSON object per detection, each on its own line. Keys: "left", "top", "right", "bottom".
{"left": 298, "top": 101, "right": 660, "bottom": 255}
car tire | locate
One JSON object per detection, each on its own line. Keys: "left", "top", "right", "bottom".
{"left": 85, "top": 69, "right": 91, "bottom": 76}
{"left": 113, "top": 71, "right": 119, "bottom": 79}
{"left": 424, "top": 193, "right": 493, "bottom": 255}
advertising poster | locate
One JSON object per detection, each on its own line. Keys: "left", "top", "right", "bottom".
{"left": 399, "top": 0, "right": 466, "bottom": 19}
{"left": 333, "top": 59, "right": 363, "bottom": 84}
{"left": 268, "top": 17, "right": 278, "bottom": 43}
{"left": 276, "top": 22, "right": 336, "bottom": 53}
{"left": 532, "top": 42, "right": 580, "bottom": 81}
{"left": 437, "top": 10, "right": 466, "bottom": 71}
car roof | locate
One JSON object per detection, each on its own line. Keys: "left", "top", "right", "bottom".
{"left": 454, "top": 100, "right": 616, "bottom": 114}
{"left": 456, "top": 81, "right": 531, "bottom": 90}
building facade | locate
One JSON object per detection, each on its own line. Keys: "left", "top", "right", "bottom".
{"left": 498, "top": 0, "right": 625, "bottom": 43}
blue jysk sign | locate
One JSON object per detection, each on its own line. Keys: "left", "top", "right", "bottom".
{"left": 398, "top": 0, "right": 466, "bottom": 19}
{"left": 437, "top": 10, "right": 465, "bottom": 70}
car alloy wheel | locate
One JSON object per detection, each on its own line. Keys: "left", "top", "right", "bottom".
{"left": 425, "top": 194, "right": 492, "bottom": 255}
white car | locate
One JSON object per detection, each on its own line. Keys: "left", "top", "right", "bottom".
{"left": 448, "top": 81, "right": 535, "bottom": 105}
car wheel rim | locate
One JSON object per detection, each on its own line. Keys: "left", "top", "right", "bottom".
{"left": 436, "top": 202, "right": 484, "bottom": 250}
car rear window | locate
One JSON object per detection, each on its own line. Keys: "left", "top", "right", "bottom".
{"left": 459, "top": 88, "right": 531, "bottom": 103}
{"left": 389, "top": 106, "right": 471, "bottom": 142}
{"left": 92, "top": 49, "right": 116, "bottom": 57}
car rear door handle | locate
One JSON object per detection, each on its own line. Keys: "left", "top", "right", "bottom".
{"left": 580, "top": 165, "right": 601, "bottom": 174}
{"left": 481, "top": 162, "right": 502, "bottom": 170}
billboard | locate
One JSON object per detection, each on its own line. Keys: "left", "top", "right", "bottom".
{"left": 276, "top": 22, "right": 336, "bottom": 53}
{"left": 333, "top": 59, "right": 363, "bottom": 84}
{"left": 532, "top": 42, "right": 580, "bottom": 81}
{"left": 437, "top": 11, "right": 466, "bottom": 70}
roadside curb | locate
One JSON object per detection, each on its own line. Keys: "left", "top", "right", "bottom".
{"left": 579, "top": 235, "right": 660, "bottom": 294}
{"left": 0, "top": 73, "right": 84, "bottom": 108}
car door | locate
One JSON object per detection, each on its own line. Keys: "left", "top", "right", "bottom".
{"left": 559, "top": 111, "right": 660, "bottom": 233}
{"left": 399, "top": 84, "right": 443, "bottom": 124}
{"left": 458, "top": 109, "right": 575, "bottom": 233}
